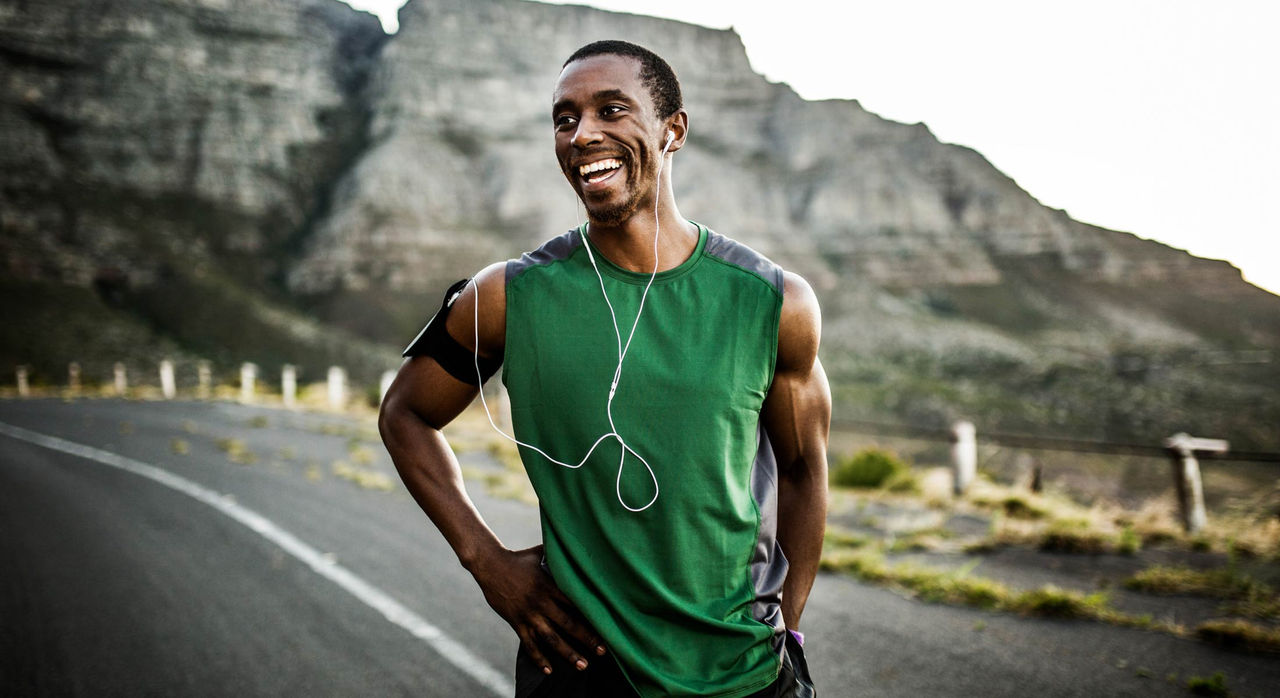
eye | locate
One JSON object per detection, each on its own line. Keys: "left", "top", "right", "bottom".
{"left": 554, "top": 114, "right": 578, "bottom": 130}
{"left": 601, "top": 104, "right": 627, "bottom": 118}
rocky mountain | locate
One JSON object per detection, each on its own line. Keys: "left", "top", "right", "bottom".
{"left": 0, "top": 0, "right": 395, "bottom": 383}
{"left": 2, "top": 0, "right": 1277, "bottom": 448}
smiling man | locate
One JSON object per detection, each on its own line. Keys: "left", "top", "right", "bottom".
{"left": 380, "top": 41, "right": 829, "bottom": 697}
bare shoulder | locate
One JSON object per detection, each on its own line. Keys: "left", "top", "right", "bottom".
{"left": 777, "top": 271, "right": 821, "bottom": 372}
{"left": 444, "top": 261, "right": 507, "bottom": 358}
{"left": 383, "top": 262, "right": 506, "bottom": 428}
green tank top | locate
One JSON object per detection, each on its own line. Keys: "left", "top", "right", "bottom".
{"left": 503, "top": 222, "right": 789, "bottom": 697}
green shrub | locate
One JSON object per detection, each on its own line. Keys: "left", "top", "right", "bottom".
{"left": 832, "top": 448, "right": 911, "bottom": 489}
{"left": 1186, "top": 671, "right": 1231, "bottom": 696}
{"left": 1116, "top": 526, "right": 1141, "bottom": 555}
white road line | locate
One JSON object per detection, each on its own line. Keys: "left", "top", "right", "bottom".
{"left": 0, "top": 420, "right": 514, "bottom": 697}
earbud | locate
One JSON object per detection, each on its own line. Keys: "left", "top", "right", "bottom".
{"left": 665, "top": 130, "right": 674, "bottom": 147}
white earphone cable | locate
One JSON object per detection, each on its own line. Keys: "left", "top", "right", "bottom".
{"left": 470, "top": 136, "right": 674, "bottom": 511}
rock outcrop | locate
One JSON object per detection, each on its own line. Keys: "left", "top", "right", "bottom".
{"left": 1, "top": 0, "right": 1276, "bottom": 446}
{"left": 0, "top": 0, "right": 384, "bottom": 288}
{"left": 286, "top": 0, "right": 1235, "bottom": 299}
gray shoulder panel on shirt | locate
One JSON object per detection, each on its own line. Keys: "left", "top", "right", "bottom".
{"left": 703, "top": 230, "right": 785, "bottom": 295}
{"left": 506, "top": 229, "right": 583, "bottom": 284}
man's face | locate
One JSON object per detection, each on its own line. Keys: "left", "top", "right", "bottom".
{"left": 552, "top": 54, "right": 666, "bottom": 226}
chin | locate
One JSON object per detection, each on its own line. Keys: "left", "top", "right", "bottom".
{"left": 585, "top": 197, "right": 641, "bottom": 227}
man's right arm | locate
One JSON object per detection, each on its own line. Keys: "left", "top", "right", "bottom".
{"left": 377, "top": 263, "right": 604, "bottom": 675}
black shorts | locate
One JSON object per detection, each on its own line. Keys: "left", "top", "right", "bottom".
{"left": 514, "top": 630, "right": 816, "bottom": 698}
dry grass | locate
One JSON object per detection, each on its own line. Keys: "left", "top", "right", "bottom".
{"left": 958, "top": 477, "right": 1280, "bottom": 559}
{"left": 1195, "top": 619, "right": 1280, "bottom": 654}
{"left": 1123, "top": 565, "right": 1269, "bottom": 599}
{"left": 819, "top": 546, "right": 1176, "bottom": 631}
{"left": 1124, "top": 563, "right": 1280, "bottom": 625}
{"left": 347, "top": 442, "right": 378, "bottom": 466}
{"left": 1222, "top": 594, "right": 1280, "bottom": 621}
{"left": 823, "top": 527, "right": 873, "bottom": 549}
{"left": 331, "top": 460, "right": 396, "bottom": 492}
{"left": 216, "top": 437, "right": 257, "bottom": 465}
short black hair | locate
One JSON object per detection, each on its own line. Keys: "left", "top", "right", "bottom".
{"left": 563, "top": 40, "right": 683, "bottom": 119}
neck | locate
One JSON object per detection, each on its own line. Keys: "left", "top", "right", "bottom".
{"left": 585, "top": 175, "right": 697, "bottom": 273}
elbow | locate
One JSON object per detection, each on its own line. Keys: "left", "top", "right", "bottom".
{"left": 378, "top": 380, "right": 408, "bottom": 448}
{"left": 779, "top": 453, "right": 830, "bottom": 507}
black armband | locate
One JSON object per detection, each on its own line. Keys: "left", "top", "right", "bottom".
{"left": 403, "top": 278, "right": 502, "bottom": 385}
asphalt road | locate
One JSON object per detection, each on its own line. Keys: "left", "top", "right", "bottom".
{"left": 1, "top": 398, "right": 1277, "bottom": 697}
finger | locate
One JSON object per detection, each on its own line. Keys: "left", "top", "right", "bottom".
{"left": 539, "top": 587, "right": 607, "bottom": 655}
{"left": 517, "top": 628, "right": 555, "bottom": 675}
{"left": 542, "top": 601, "right": 605, "bottom": 656}
{"left": 534, "top": 621, "right": 589, "bottom": 671}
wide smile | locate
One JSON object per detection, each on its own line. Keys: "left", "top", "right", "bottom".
{"left": 576, "top": 157, "right": 624, "bottom": 193}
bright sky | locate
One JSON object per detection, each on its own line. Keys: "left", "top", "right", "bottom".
{"left": 342, "top": 0, "right": 1280, "bottom": 296}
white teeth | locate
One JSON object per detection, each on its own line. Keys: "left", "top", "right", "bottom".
{"left": 578, "top": 158, "right": 621, "bottom": 177}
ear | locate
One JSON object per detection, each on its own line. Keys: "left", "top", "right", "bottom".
{"left": 663, "top": 110, "right": 689, "bottom": 153}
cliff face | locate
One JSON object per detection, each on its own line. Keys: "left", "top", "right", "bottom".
{"left": 0, "top": 0, "right": 384, "bottom": 289}
{"left": 288, "top": 0, "right": 1031, "bottom": 295}
{"left": 284, "top": 0, "right": 1275, "bottom": 351}
{"left": 284, "top": 0, "right": 1228, "bottom": 295}
{"left": 0, "top": 0, "right": 395, "bottom": 382}
{"left": 1, "top": 0, "right": 1276, "bottom": 446}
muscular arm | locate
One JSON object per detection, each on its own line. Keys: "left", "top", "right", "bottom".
{"left": 378, "top": 263, "right": 602, "bottom": 674}
{"left": 762, "top": 272, "right": 831, "bottom": 631}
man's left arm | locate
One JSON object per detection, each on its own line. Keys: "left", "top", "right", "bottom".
{"left": 762, "top": 271, "right": 832, "bottom": 632}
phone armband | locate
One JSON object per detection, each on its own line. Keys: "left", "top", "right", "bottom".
{"left": 403, "top": 278, "right": 501, "bottom": 385}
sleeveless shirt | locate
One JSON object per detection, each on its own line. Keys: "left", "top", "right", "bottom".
{"left": 503, "top": 222, "right": 788, "bottom": 697}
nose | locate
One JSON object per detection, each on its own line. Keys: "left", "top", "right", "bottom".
{"left": 571, "top": 116, "right": 603, "bottom": 149}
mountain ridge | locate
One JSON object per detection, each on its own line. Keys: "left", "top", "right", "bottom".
{"left": 1, "top": 0, "right": 1275, "bottom": 447}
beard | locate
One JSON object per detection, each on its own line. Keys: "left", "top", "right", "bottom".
{"left": 579, "top": 149, "right": 655, "bottom": 226}
{"left": 586, "top": 189, "right": 643, "bottom": 226}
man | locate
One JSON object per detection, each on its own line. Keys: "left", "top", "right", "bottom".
{"left": 379, "top": 40, "right": 830, "bottom": 697}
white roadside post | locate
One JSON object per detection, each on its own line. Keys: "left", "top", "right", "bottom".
{"left": 16, "top": 366, "right": 29, "bottom": 397}
{"left": 327, "top": 366, "right": 346, "bottom": 411}
{"left": 68, "top": 362, "right": 81, "bottom": 395}
{"left": 113, "top": 362, "right": 128, "bottom": 396}
{"left": 282, "top": 364, "right": 297, "bottom": 409}
{"left": 379, "top": 370, "right": 396, "bottom": 405}
{"left": 951, "top": 420, "right": 977, "bottom": 496}
{"left": 1163, "top": 433, "right": 1228, "bottom": 534}
{"left": 240, "top": 363, "right": 257, "bottom": 404}
{"left": 197, "top": 361, "right": 211, "bottom": 399}
{"left": 495, "top": 383, "right": 513, "bottom": 433}
{"left": 159, "top": 359, "right": 176, "bottom": 399}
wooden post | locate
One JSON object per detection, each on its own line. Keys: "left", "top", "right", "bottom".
{"left": 197, "top": 361, "right": 211, "bottom": 400}
{"left": 951, "top": 420, "right": 977, "bottom": 496}
{"left": 327, "top": 366, "right": 346, "bottom": 410}
{"left": 1163, "top": 433, "right": 1227, "bottom": 534}
{"left": 16, "top": 366, "right": 29, "bottom": 397}
{"left": 379, "top": 370, "right": 396, "bottom": 405}
{"left": 159, "top": 360, "right": 176, "bottom": 399}
{"left": 282, "top": 364, "right": 297, "bottom": 409}
{"left": 240, "top": 363, "right": 257, "bottom": 404}
{"left": 68, "top": 362, "right": 81, "bottom": 395}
